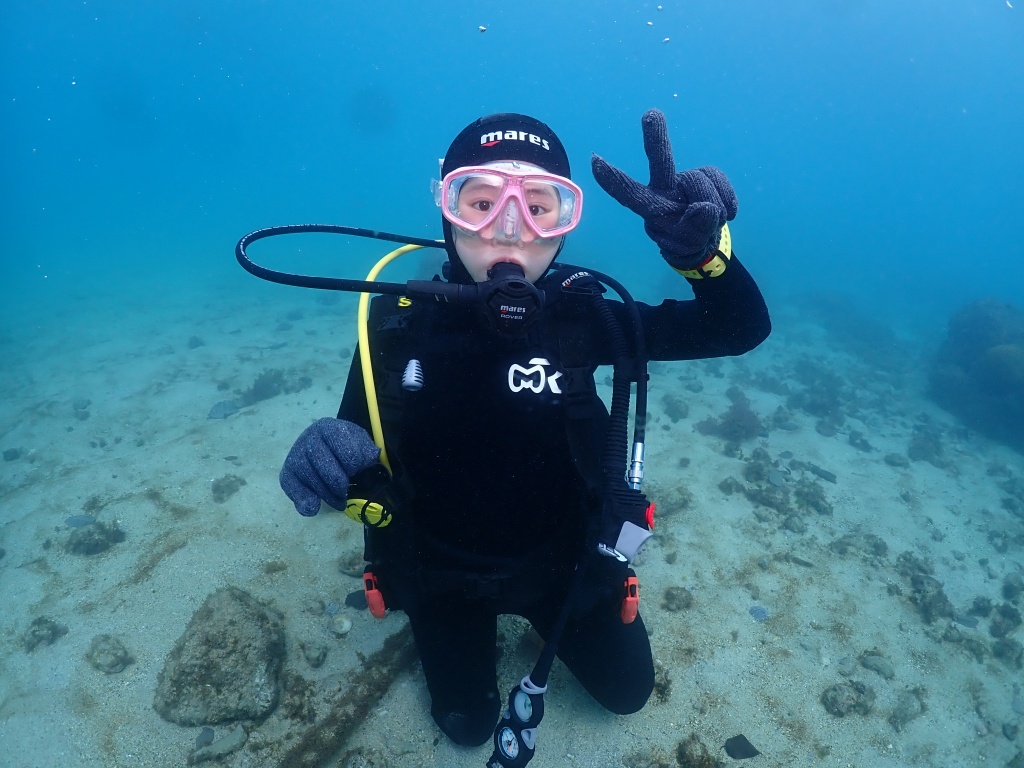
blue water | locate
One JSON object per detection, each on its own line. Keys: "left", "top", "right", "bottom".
{"left": 2, "top": 4, "right": 1024, "bottom": 766}
{"left": 2, "top": 0, "right": 1021, "bottom": 331}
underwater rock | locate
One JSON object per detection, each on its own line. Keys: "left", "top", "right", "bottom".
{"left": 661, "top": 393, "right": 690, "bottom": 422}
{"left": 828, "top": 531, "right": 889, "bottom": 559}
{"left": 661, "top": 586, "right": 695, "bottom": 612}
{"left": 848, "top": 430, "right": 875, "bottom": 452}
{"left": 793, "top": 478, "right": 833, "bottom": 515}
{"left": 836, "top": 656, "right": 857, "bottom": 677}
{"left": 929, "top": 298, "right": 1024, "bottom": 452}
{"left": 85, "top": 634, "right": 134, "bottom": 673}
{"left": 907, "top": 423, "right": 950, "bottom": 469}
{"left": 72, "top": 398, "right": 91, "bottom": 421}
{"left": 195, "top": 727, "right": 215, "bottom": 749}
{"left": 993, "top": 637, "right": 1024, "bottom": 669}
{"left": 211, "top": 474, "right": 246, "bottom": 503}
{"left": 643, "top": 478, "right": 694, "bottom": 517}
{"left": 675, "top": 733, "right": 722, "bottom": 768}
{"left": 968, "top": 596, "right": 993, "bottom": 617}
{"left": 815, "top": 420, "right": 838, "bottom": 437}
{"left": 770, "top": 406, "right": 799, "bottom": 431}
{"left": 742, "top": 448, "right": 773, "bottom": 484}
{"left": 990, "top": 603, "right": 1023, "bottom": 638}
{"left": 884, "top": 452, "right": 911, "bottom": 468}
{"left": 802, "top": 466, "right": 835, "bottom": 483}
{"left": 1003, "top": 573, "right": 1024, "bottom": 603}
{"left": 153, "top": 587, "right": 285, "bottom": 726}
{"left": 910, "top": 573, "right": 954, "bottom": 624}
{"left": 299, "top": 640, "right": 329, "bottom": 669}
{"left": 207, "top": 400, "right": 240, "bottom": 420}
{"left": 22, "top": 616, "right": 68, "bottom": 652}
{"left": 65, "top": 521, "right": 126, "bottom": 556}
{"left": 888, "top": 688, "right": 927, "bottom": 731}
{"left": 652, "top": 660, "right": 673, "bottom": 703}
{"left": 695, "top": 389, "right": 763, "bottom": 442}
{"left": 896, "top": 551, "right": 933, "bottom": 579}
{"left": 749, "top": 605, "right": 769, "bottom": 623}
{"left": 821, "top": 680, "right": 876, "bottom": 717}
{"left": 800, "top": 461, "right": 838, "bottom": 484}
{"left": 859, "top": 651, "right": 895, "bottom": 680}
{"left": 188, "top": 724, "right": 247, "bottom": 765}
{"left": 238, "top": 368, "right": 312, "bottom": 407}
{"left": 952, "top": 613, "right": 979, "bottom": 629}
{"left": 3, "top": 447, "right": 21, "bottom": 461}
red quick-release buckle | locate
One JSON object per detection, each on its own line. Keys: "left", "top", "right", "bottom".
{"left": 621, "top": 574, "right": 640, "bottom": 624}
{"left": 645, "top": 502, "right": 656, "bottom": 530}
{"left": 364, "top": 571, "right": 386, "bottom": 619}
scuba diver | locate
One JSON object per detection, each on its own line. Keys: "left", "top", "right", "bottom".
{"left": 273, "top": 110, "right": 771, "bottom": 758}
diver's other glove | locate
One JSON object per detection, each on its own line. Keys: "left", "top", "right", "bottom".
{"left": 591, "top": 108, "right": 738, "bottom": 271}
{"left": 280, "top": 418, "right": 381, "bottom": 516}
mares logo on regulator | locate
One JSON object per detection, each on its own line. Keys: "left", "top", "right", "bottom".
{"left": 479, "top": 262, "right": 544, "bottom": 334}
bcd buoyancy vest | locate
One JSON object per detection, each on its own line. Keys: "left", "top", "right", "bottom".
{"left": 351, "top": 281, "right": 613, "bottom": 606}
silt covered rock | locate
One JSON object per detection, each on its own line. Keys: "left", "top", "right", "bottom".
{"left": 821, "top": 680, "right": 876, "bottom": 717}
{"left": 153, "top": 587, "right": 285, "bottom": 725}
{"left": 929, "top": 298, "right": 1024, "bottom": 451}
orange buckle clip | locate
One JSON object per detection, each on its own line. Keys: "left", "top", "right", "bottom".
{"left": 620, "top": 574, "right": 640, "bottom": 624}
{"left": 364, "top": 571, "right": 386, "bottom": 619}
{"left": 645, "top": 502, "right": 656, "bottom": 530}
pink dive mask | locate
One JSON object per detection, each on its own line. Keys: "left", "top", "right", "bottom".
{"left": 437, "top": 163, "right": 584, "bottom": 242}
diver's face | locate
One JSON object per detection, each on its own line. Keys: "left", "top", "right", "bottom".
{"left": 453, "top": 225, "right": 561, "bottom": 283}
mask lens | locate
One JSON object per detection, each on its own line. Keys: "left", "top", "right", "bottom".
{"left": 522, "top": 180, "right": 570, "bottom": 233}
{"left": 442, "top": 168, "right": 582, "bottom": 237}
{"left": 449, "top": 172, "right": 509, "bottom": 227}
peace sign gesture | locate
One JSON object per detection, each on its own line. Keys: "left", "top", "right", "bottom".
{"left": 591, "top": 109, "right": 737, "bottom": 271}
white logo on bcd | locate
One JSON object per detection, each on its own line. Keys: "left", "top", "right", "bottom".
{"left": 508, "top": 358, "right": 562, "bottom": 394}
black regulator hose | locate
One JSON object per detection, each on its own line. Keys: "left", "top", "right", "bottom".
{"left": 235, "top": 223, "right": 446, "bottom": 296}
{"left": 591, "top": 293, "right": 636, "bottom": 489}
{"left": 558, "top": 264, "right": 649, "bottom": 483}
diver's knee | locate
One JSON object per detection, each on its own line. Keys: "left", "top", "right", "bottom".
{"left": 431, "top": 693, "right": 500, "bottom": 747}
{"left": 599, "top": 668, "right": 654, "bottom": 715}
{"left": 605, "top": 685, "right": 652, "bottom": 715}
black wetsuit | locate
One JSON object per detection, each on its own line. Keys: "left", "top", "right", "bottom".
{"left": 337, "top": 255, "right": 770, "bottom": 746}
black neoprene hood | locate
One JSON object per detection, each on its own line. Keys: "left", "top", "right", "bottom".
{"left": 440, "top": 113, "right": 571, "bottom": 283}
{"left": 441, "top": 113, "right": 571, "bottom": 179}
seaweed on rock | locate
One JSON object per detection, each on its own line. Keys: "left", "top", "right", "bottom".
{"left": 695, "top": 387, "right": 763, "bottom": 442}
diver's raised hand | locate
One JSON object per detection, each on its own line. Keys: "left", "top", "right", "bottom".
{"left": 591, "top": 109, "right": 737, "bottom": 271}
{"left": 280, "top": 418, "right": 381, "bottom": 516}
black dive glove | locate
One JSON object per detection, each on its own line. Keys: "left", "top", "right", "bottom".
{"left": 280, "top": 418, "right": 381, "bottom": 516}
{"left": 591, "top": 109, "right": 738, "bottom": 271}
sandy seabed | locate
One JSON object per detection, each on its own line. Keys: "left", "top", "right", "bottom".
{"left": 1, "top": 274, "right": 1022, "bottom": 768}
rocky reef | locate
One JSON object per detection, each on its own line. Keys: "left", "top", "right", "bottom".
{"left": 930, "top": 298, "right": 1024, "bottom": 451}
